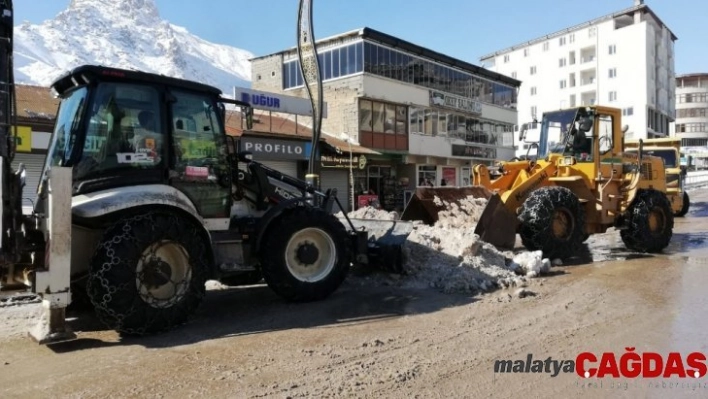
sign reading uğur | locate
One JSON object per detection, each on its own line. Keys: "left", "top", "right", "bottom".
{"left": 239, "top": 137, "right": 312, "bottom": 160}
{"left": 321, "top": 154, "right": 367, "bottom": 169}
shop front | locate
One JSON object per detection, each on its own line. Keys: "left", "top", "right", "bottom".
{"left": 9, "top": 125, "right": 52, "bottom": 211}
{"left": 320, "top": 151, "right": 369, "bottom": 213}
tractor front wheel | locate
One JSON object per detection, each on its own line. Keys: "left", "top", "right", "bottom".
{"left": 86, "top": 211, "right": 209, "bottom": 335}
{"left": 260, "top": 207, "right": 351, "bottom": 302}
{"left": 620, "top": 189, "right": 674, "bottom": 253}
{"left": 518, "top": 186, "right": 586, "bottom": 259}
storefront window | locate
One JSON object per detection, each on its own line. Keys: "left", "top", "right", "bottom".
{"left": 461, "top": 167, "right": 471, "bottom": 186}
{"left": 441, "top": 167, "right": 456, "bottom": 186}
{"left": 417, "top": 165, "right": 436, "bottom": 187}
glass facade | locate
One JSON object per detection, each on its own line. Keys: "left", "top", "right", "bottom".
{"left": 282, "top": 42, "right": 364, "bottom": 89}
{"left": 282, "top": 39, "right": 518, "bottom": 109}
{"left": 408, "top": 105, "right": 513, "bottom": 148}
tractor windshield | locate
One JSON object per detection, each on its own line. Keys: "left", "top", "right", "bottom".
{"left": 537, "top": 109, "right": 578, "bottom": 157}
{"left": 47, "top": 82, "right": 164, "bottom": 182}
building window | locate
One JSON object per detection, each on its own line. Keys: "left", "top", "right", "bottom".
{"left": 569, "top": 33, "right": 575, "bottom": 43}
{"left": 609, "top": 44, "right": 616, "bottom": 55}
{"left": 511, "top": 71, "right": 517, "bottom": 79}
{"left": 560, "top": 80, "right": 567, "bottom": 89}
{"left": 504, "top": 54, "right": 510, "bottom": 63}
{"left": 559, "top": 37, "right": 566, "bottom": 46}
{"left": 559, "top": 58, "right": 566, "bottom": 67}
{"left": 282, "top": 41, "right": 364, "bottom": 89}
{"left": 543, "top": 42, "right": 549, "bottom": 51}
{"left": 524, "top": 49, "right": 529, "bottom": 57}
{"left": 418, "top": 165, "right": 437, "bottom": 187}
{"left": 589, "top": 27, "right": 597, "bottom": 38}
{"left": 678, "top": 93, "right": 708, "bottom": 103}
{"left": 570, "top": 94, "right": 576, "bottom": 107}
{"left": 622, "top": 107, "right": 634, "bottom": 116}
{"left": 362, "top": 41, "right": 517, "bottom": 109}
{"left": 676, "top": 123, "right": 707, "bottom": 133}
{"left": 359, "top": 98, "right": 408, "bottom": 151}
{"left": 531, "top": 106, "right": 537, "bottom": 119}
{"left": 608, "top": 68, "right": 617, "bottom": 78}
{"left": 677, "top": 108, "right": 708, "bottom": 118}
{"left": 530, "top": 87, "right": 537, "bottom": 95}
{"left": 609, "top": 91, "right": 617, "bottom": 102}
{"left": 530, "top": 66, "right": 537, "bottom": 75}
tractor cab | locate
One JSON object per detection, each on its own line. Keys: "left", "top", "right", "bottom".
{"left": 40, "top": 65, "right": 253, "bottom": 218}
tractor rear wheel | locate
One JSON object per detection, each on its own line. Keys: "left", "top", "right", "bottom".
{"left": 260, "top": 207, "right": 351, "bottom": 302}
{"left": 675, "top": 191, "right": 690, "bottom": 217}
{"left": 86, "top": 211, "right": 209, "bottom": 335}
{"left": 620, "top": 189, "right": 673, "bottom": 253}
{"left": 518, "top": 186, "right": 586, "bottom": 259}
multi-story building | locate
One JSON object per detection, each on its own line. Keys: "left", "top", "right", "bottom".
{"left": 479, "top": 0, "right": 676, "bottom": 157}
{"left": 674, "top": 73, "right": 708, "bottom": 147}
{"left": 250, "top": 27, "right": 520, "bottom": 211}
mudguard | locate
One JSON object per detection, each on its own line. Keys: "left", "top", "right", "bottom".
{"left": 72, "top": 184, "right": 202, "bottom": 222}
{"left": 253, "top": 196, "right": 313, "bottom": 254}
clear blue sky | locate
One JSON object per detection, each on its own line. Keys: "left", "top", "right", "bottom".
{"left": 15, "top": 0, "right": 707, "bottom": 75}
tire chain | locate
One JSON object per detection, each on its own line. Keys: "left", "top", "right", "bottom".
{"left": 86, "top": 211, "right": 202, "bottom": 335}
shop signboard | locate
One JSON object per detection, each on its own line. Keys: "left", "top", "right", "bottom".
{"left": 239, "top": 136, "right": 312, "bottom": 160}
{"left": 451, "top": 144, "right": 496, "bottom": 159}
{"left": 321, "top": 154, "right": 367, "bottom": 169}
{"left": 233, "top": 86, "right": 328, "bottom": 118}
{"left": 13, "top": 126, "right": 31, "bottom": 153}
{"left": 429, "top": 90, "right": 482, "bottom": 115}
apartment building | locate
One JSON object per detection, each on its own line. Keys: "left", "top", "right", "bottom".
{"left": 479, "top": 0, "right": 676, "bottom": 156}
{"left": 250, "top": 27, "right": 520, "bottom": 212}
{"left": 674, "top": 73, "right": 708, "bottom": 148}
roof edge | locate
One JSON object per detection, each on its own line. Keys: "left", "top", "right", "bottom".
{"left": 479, "top": 4, "right": 677, "bottom": 61}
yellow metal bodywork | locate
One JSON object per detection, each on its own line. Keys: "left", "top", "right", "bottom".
{"left": 471, "top": 105, "right": 668, "bottom": 246}
{"left": 624, "top": 137, "right": 686, "bottom": 214}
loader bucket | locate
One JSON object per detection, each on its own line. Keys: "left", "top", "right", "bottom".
{"left": 472, "top": 193, "right": 519, "bottom": 250}
{"left": 335, "top": 216, "right": 414, "bottom": 274}
{"left": 400, "top": 186, "right": 494, "bottom": 225}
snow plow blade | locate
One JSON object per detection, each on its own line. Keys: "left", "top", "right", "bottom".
{"left": 335, "top": 216, "right": 414, "bottom": 274}
{"left": 399, "top": 186, "right": 495, "bottom": 224}
{"left": 472, "top": 193, "right": 519, "bottom": 250}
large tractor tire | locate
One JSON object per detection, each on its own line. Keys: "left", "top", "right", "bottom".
{"left": 260, "top": 207, "right": 351, "bottom": 302}
{"left": 86, "top": 211, "right": 210, "bottom": 335}
{"left": 620, "top": 189, "right": 673, "bottom": 253}
{"left": 674, "top": 191, "right": 690, "bottom": 217}
{"left": 518, "top": 186, "right": 586, "bottom": 259}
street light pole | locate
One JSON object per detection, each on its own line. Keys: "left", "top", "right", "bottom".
{"left": 348, "top": 138, "right": 353, "bottom": 211}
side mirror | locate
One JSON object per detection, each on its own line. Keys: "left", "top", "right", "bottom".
{"left": 622, "top": 125, "right": 629, "bottom": 133}
{"left": 245, "top": 106, "right": 254, "bottom": 130}
{"left": 238, "top": 151, "right": 253, "bottom": 163}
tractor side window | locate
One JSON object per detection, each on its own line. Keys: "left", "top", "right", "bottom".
{"left": 74, "top": 83, "right": 164, "bottom": 180}
{"left": 169, "top": 91, "right": 231, "bottom": 218}
{"left": 597, "top": 115, "right": 614, "bottom": 155}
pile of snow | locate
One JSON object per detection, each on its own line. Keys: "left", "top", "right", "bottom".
{"left": 343, "top": 195, "right": 552, "bottom": 295}
{"left": 336, "top": 206, "right": 398, "bottom": 221}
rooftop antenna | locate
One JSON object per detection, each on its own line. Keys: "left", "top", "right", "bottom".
{"left": 296, "top": 0, "right": 324, "bottom": 199}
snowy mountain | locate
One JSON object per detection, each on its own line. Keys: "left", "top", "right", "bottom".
{"left": 14, "top": 0, "right": 254, "bottom": 94}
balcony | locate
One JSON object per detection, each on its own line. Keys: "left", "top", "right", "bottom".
{"left": 448, "top": 130, "right": 508, "bottom": 147}
{"left": 581, "top": 77, "right": 596, "bottom": 86}
{"left": 581, "top": 56, "right": 596, "bottom": 64}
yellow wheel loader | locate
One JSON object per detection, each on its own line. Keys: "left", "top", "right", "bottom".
{"left": 624, "top": 137, "right": 690, "bottom": 217}
{"left": 402, "top": 106, "right": 674, "bottom": 260}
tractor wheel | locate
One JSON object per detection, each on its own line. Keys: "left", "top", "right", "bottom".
{"left": 518, "top": 186, "right": 586, "bottom": 259}
{"left": 260, "top": 207, "right": 351, "bottom": 302}
{"left": 86, "top": 211, "right": 209, "bottom": 335}
{"left": 620, "top": 189, "right": 673, "bottom": 253}
{"left": 674, "top": 191, "right": 690, "bottom": 217}
{"left": 219, "top": 271, "right": 263, "bottom": 286}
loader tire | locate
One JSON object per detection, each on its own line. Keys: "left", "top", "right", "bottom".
{"left": 620, "top": 189, "right": 673, "bottom": 253}
{"left": 260, "top": 207, "right": 351, "bottom": 302}
{"left": 518, "top": 186, "right": 586, "bottom": 259}
{"left": 675, "top": 191, "right": 690, "bottom": 217}
{"left": 86, "top": 211, "right": 209, "bottom": 335}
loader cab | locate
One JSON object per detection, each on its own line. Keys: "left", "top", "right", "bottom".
{"left": 42, "top": 65, "right": 251, "bottom": 219}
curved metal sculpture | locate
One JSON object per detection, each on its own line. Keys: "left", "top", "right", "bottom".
{"left": 296, "top": 0, "right": 324, "bottom": 191}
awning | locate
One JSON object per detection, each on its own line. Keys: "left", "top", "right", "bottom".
{"left": 321, "top": 135, "right": 381, "bottom": 155}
